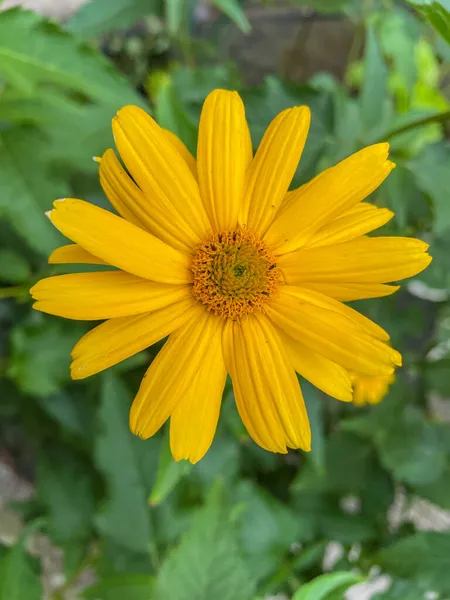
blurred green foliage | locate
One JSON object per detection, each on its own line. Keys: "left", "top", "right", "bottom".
{"left": 0, "top": 0, "right": 450, "bottom": 598}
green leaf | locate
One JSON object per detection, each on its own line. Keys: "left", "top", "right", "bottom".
{"left": 0, "top": 522, "right": 43, "bottom": 600}
{"left": 359, "top": 24, "right": 389, "bottom": 139}
{"left": 95, "top": 373, "right": 152, "bottom": 554}
{"left": 0, "top": 8, "right": 144, "bottom": 104}
{"left": 156, "top": 484, "right": 255, "bottom": 600}
{"left": 37, "top": 448, "right": 95, "bottom": 543}
{"left": 373, "top": 579, "right": 431, "bottom": 599}
{"left": 407, "top": 1, "right": 450, "bottom": 45}
{"left": 0, "top": 128, "right": 67, "bottom": 255}
{"left": 292, "top": 571, "right": 363, "bottom": 600}
{"left": 213, "top": 0, "right": 251, "bottom": 33}
{"left": 0, "top": 249, "right": 30, "bottom": 283}
{"left": 166, "top": 0, "right": 186, "bottom": 36}
{"left": 409, "top": 142, "right": 450, "bottom": 233}
{"left": 83, "top": 575, "right": 154, "bottom": 600}
{"left": 376, "top": 532, "right": 450, "bottom": 593}
{"left": 149, "top": 433, "right": 192, "bottom": 506}
{"left": 68, "top": 0, "right": 162, "bottom": 37}
{"left": 7, "top": 317, "right": 84, "bottom": 397}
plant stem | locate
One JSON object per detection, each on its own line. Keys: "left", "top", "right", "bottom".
{"left": 373, "top": 110, "right": 450, "bottom": 143}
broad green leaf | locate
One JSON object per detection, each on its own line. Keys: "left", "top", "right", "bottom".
{"left": 7, "top": 317, "right": 84, "bottom": 397}
{"left": 359, "top": 24, "right": 389, "bottom": 139}
{"left": 0, "top": 522, "right": 43, "bottom": 600}
{"left": 407, "top": 1, "right": 450, "bottom": 45}
{"left": 409, "top": 142, "right": 450, "bottom": 233}
{"left": 414, "top": 462, "right": 450, "bottom": 509}
{"left": 68, "top": 0, "right": 163, "bottom": 37}
{"left": 0, "top": 249, "right": 30, "bottom": 284}
{"left": 37, "top": 448, "right": 95, "bottom": 543}
{"left": 0, "top": 128, "right": 67, "bottom": 255}
{"left": 36, "top": 389, "right": 95, "bottom": 437}
{"left": 213, "top": 0, "right": 251, "bottom": 33}
{"left": 0, "top": 8, "right": 144, "bottom": 104}
{"left": 83, "top": 575, "right": 154, "bottom": 600}
{"left": 373, "top": 579, "right": 432, "bottom": 599}
{"left": 376, "top": 532, "right": 450, "bottom": 593}
{"left": 380, "top": 10, "right": 418, "bottom": 93}
{"left": 149, "top": 433, "right": 192, "bottom": 506}
{"left": 292, "top": 571, "right": 363, "bottom": 600}
{"left": 95, "top": 373, "right": 152, "bottom": 554}
{"left": 156, "top": 484, "right": 255, "bottom": 600}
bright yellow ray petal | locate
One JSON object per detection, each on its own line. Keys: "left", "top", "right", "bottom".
{"left": 266, "top": 287, "right": 401, "bottom": 376}
{"left": 280, "top": 331, "right": 352, "bottom": 402}
{"left": 302, "top": 281, "right": 400, "bottom": 301}
{"left": 170, "top": 317, "right": 227, "bottom": 463}
{"left": 112, "top": 105, "right": 211, "bottom": 249}
{"left": 71, "top": 296, "right": 197, "bottom": 379}
{"left": 129, "top": 306, "right": 221, "bottom": 440}
{"left": 241, "top": 106, "right": 310, "bottom": 235}
{"left": 31, "top": 271, "right": 191, "bottom": 320}
{"left": 197, "top": 89, "right": 252, "bottom": 231}
{"left": 49, "top": 244, "right": 105, "bottom": 265}
{"left": 222, "top": 313, "right": 311, "bottom": 453}
{"left": 265, "top": 144, "right": 394, "bottom": 254}
{"left": 279, "top": 236, "right": 431, "bottom": 285}
{"left": 163, "top": 128, "right": 197, "bottom": 178}
{"left": 47, "top": 198, "right": 191, "bottom": 284}
{"left": 304, "top": 203, "right": 394, "bottom": 249}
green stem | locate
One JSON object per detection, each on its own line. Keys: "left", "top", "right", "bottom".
{"left": 373, "top": 110, "right": 450, "bottom": 143}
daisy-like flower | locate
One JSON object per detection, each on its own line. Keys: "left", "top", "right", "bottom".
{"left": 30, "top": 89, "right": 431, "bottom": 463}
{"left": 351, "top": 372, "right": 395, "bottom": 406}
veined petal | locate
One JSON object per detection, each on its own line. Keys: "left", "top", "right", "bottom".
{"left": 304, "top": 202, "right": 394, "bottom": 249}
{"left": 98, "top": 149, "right": 146, "bottom": 230}
{"left": 113, "top": 105, "right": 211, "bottom": 249}
{"left": 31, "top": 271, "right": 191, "bottom": 320}
{"left": 222, "top": 313, "right": 311, "bottom": 453}
{"left": 71, "top": 296, "right": 197, "bottom": 379}
{"left": 170, "top": 316, "right": 227, "bottom": 463}
{"left": 49, "top": 244, "right": 105, "bottom": 265}
{"left": 47, "top": 198, "right": 191, "bottom": 284}
{"left": 130, "top": 306, "right": 221, "bottom": 440}
{"left": 265, "top": 144, "right": 394, "bottom": 253}
{"left": 163, "top": 128, "right": 197, "bottom": 178}
{"left": 302, "top": 281, "right": 400, "bottom": 301}
{"left": 280, "top": 331, "right": 352, "bottom": 402}
{"left": 279, "top": 237, "right": 432, "bottom": 284}
{"left": 266, "top": 287, "right": 401, "bottom": 376}
{"left": 197, "top": 89, "right": 252, "bottom": 231}
{"left": 242, "top": 106, "right": 310, "bottom": 235}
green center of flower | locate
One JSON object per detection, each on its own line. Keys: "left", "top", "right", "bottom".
{"left": 191, "top": 229, "right": 280, "bottom": 319}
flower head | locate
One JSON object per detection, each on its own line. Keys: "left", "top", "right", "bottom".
{"left": 351, "top": 372, "right": 395, "bottom": 406}
{"left": 30, "top": 89, "right": 431, "bottom": 463}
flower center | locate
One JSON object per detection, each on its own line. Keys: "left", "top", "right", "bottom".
{"left": 191, "top": 229, "right": 280, "bottom": 319}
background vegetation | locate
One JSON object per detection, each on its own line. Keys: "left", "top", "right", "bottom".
{"left": 1, "top": 0, "right": 450, "bottom": 598}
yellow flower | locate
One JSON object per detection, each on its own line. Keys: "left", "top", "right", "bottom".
{"left": 30, "top": 89, "right": 431, "bottom": 463}
{"left": 351, "top": 372, "right": 395, "bottom": 406}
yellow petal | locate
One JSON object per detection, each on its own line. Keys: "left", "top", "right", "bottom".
{"left": 266, "top": 287, "right": 401, "bottom": 376}
{"left": 47, "top": 198, "right": 191, "bottom": 284}
{"left": 163, "top": 128, "right": 197, "bottom": 178}
{"left": 301, "top": 281, "right": 400, "bottom": 302}
{"left": 279, "top": 236, "right": 431, "bottom": 284}
{"left": 31, "top": 271, "right": 191, "bottom": 320}
{"left": 280, "top": 331, "right": 352, "bottom": 402}
{"left": 170, "top": 315, "right": 227, "bottom": 463}
{"left": 130, "top": 306, "right": 221, "bottom": 440}
{"left": 265, "top": 144, "right": 394, "bottom": 253}
{"left": 222, "top": 313, "right": 311, "bottom": 453}
{"left": 49, "top": 244, "right": 105, "bottom": 265}
{"left": 71, "top": 295, "right": 197, "bottom": 379}
{"left": 304, "top": 203, "right": 394, "bottom": 249}
{"left": 113, "top": 105, "right": 211, "bottom": 249}
{"left": 242, "top": 106, "right": 311, "bottom": 235}
{"left": 197, "top": 89, "right": 252, "bottom": 231}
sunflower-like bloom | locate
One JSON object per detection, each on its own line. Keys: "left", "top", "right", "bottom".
{"left": 351, "top": 372, "right": 395, "bottom": 406}
{"left": 30, "top": 89, "right": 431, "bottom": 463}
